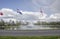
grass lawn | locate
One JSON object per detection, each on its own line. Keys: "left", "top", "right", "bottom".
{"left": 0, "top": 36, "right": 60, "bottom": 39}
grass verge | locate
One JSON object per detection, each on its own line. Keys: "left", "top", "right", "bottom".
{"left": 0, "top": 36, "right": 60, "bottom": 39}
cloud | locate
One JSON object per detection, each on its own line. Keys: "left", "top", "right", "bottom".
{"left": 0, "top": 8, "right": 47, "bottom": 21}
{"left": 0, "top": 8, "right": 60, "bottom": 22}
{"left": 49, "top": 13, "right": 60, "bottom": 19}
{"left": 50, "top": 0, "right": 60, "bottom": 13}
{"left": 17, "top": 11, "right": 47, "bottom": 20}
{"left": 0, "top": 8, "right": 19, "bottom": 17}
{"left": 32, "top": 0, "right": 56, "bottom": 11}
{"left": 32, "top": 0, "right": 55, "bottom": 6}
{"left": 32, "top": 0, "right": 56, "bottom": 7}
{"left": 47, "top": 13, "right": 60, "bottom": 22}
{"left": 32, "top": 0, "right": 60, "bottom": 13}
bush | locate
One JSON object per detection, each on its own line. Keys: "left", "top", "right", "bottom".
{"left": 0, "top": 20, "right": 21, "bottom": 29}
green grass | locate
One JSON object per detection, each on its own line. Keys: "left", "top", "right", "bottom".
{"left": 0, "top": 36, "right": 60, "bottom": 39}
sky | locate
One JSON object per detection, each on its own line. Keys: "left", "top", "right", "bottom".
{"left": 0, "top": 0, "right": 60, "bottom": 16}
{"left": 0, "top": 0, "right": 60, "bottom": 21}
{"left": 0, "top": 0, "right": 55, "bottom": 11}
{"left": 0, "top": 0, "right": 33, "bottom": 11}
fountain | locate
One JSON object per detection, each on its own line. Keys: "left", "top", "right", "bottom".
{"left": 26, "top": 21, "right": 34, "bottom": 28}
{"left": 19, "top": 20, "right": 52, "bottom": 30}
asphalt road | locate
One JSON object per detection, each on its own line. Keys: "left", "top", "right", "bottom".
{"left": 0, "top": 29, "right": 60, "bottom": 36}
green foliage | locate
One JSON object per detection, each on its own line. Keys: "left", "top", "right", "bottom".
{"left": 0, "top": 20, "right": 21, "bottom": 29}
{"left": 48, "top": 22, "right": 60, "bottom": 25}
{"left": 34, "top": 21, "right": 60, "bottom": 28}
{"left": 0, "top": 20, "right": 5, "bottom": 26}
{"left": 34, "top": 21, "right": 60, "bottom": 25}
{"left": 34, "top": 21, "right": 49, "bottom": 25}
{"left": 0, "top": 36, "right": 60, "bottom": 39}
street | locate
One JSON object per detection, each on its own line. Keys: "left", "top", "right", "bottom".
{"left": 0, "top": 29, "right": 60, "bottom": 36}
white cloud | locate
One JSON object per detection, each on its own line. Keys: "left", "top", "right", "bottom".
{"left": 0, "top": 8, "right": 47, "bottom": 21}
{"left": 49, "top": 13, "right": 60, "bottom": 19}
{"left": 0, "top": 8, "right": 19, "bottom": 17}
{"left": 17, "top": 11, "right": 47, "bottom": 20}
{"left": 47, "top": 13, "right": 60, "bottom": 22}
{"left": 0, "top": 8, "right": 60, "bottom": 22}
{"left": 32, "top": 0, "right": 60, "bottom": 20}
{"left": 49, "top": 14, "right": 57, "bottom": 19}
{"left": 32, "top": 0, "right": 60, "bottom": 13}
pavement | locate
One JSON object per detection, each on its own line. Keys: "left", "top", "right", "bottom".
{"left": 0, "top": 29, "right": 60, "bottom": 36}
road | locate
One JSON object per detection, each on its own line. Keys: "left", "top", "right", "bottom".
{"left": 0, "top": 29, "right": 60, "bottom": 36}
